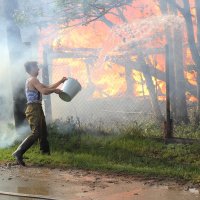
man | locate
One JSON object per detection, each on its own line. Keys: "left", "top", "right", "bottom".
{"left": 12, "top": 61, "right": 67, "bottom": 166}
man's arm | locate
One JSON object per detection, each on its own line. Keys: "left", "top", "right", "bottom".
{"left": 47, "top": 77, "right": 67, "bottom": 89}
{"left": 31, "top": 78, "right": 61, "bottom": 95}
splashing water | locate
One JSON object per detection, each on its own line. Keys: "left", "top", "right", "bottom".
{"left": 96, "top": 14, "right": 184, "bottom": 66}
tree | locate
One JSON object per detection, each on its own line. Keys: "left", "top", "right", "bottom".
{"left": 166, "top": 0, "right": 200, "bottom": 123}
{"left": 14, "top": 0, "right": 133, "bottom": 27}
{"left": 171, "top": 3, "right": 189, "bottom": 123}
{"left": 159, "top": 0, "right": 189, "bottom": 123}
{"left": 159, "top": 0, "right": 177, "bottom": 120}
{"left": 3, "top": 0, "right": 27, "bottom": 129}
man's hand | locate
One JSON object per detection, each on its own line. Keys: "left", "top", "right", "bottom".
{"left": 60, "top": 77, "right": 67, "bottom": 83}
{"left": 54, "top": 89, "right": 62, "bottom": 94}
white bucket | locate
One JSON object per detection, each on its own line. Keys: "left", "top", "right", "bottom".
{"left": 59, "top": 77, "right": 82, "bottom": 102}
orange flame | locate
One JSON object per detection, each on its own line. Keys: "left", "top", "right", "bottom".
{"left": 38, "top": 0, "right": 197, "bottom": 102}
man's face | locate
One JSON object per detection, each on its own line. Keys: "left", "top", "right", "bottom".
{"left": 31, "top": 65, "right": 39, "bottom": 76}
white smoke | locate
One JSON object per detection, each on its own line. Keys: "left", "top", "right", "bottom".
{"left": 0, "top": 124, "right": 30, "bottom": 148}
{"left": 0, "top": 18, "right": 31, "bottom": 148}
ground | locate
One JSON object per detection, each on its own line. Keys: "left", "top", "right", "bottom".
{"left": 0, "top": 164, "right": 199, "bottom": 200}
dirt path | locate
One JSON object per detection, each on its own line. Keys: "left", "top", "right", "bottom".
{"left": 0, "top": 164, "right": 199, "bottom": 200}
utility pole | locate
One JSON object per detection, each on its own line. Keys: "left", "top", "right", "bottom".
{"left": 3, "top": 0, "right": 27, "bottom": 129}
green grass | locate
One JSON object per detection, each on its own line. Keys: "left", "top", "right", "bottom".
{"left": 1, "top": 122, "right": 200, "bottom": 184}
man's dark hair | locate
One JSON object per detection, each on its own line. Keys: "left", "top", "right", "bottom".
{"left": 24, "top": 61, "right": 38, "bottom": 74}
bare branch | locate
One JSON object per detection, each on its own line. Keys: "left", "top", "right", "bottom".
{"left": 15, "top": 0, "right": 134, "bottom": 28}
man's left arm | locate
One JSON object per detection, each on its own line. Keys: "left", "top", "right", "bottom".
{"left": 47, "top": 77, "right": 67, "bottom": 89}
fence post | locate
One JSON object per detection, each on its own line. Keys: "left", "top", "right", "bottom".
{"left": 164, "top": 45, "right": 173, "bottom": 138}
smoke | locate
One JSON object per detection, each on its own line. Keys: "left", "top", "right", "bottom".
{"left": 0, "top": 124, "right": 30, "bottom": 148}
{"left": 0, "top": 22, "right": 13, "bottom": 115}
{"left": 0, "top": 1, "right": 189, "bottom": 142}
{"left": 0, "top": 16, "right": 32, "bottom": 148}
{"left": 0, "top": 0, "right": 52, "bottom": 148}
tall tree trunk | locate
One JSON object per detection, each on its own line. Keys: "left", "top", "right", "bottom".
{"left": 196, "top": 0, "right": 200, "bottom": 52}
{"left": 170, "top": 4, "right": 189, "bottom": 124}
{"left": 195, "top": 0, "right": 200, "bottom": 123}
{"left": 181, "top": 0, "right": 200, "bottom": 123}
{"left": 138, "top": 55, "right": 164, "bottom": 122}
{"left": 173, "top": 29, "right": 189, "bottom": 123}
{"left": 159, "top": 0, "right": 177, "bottom": 120}
{"left": 4, "top": 0, "right": 26, "bottom": 129}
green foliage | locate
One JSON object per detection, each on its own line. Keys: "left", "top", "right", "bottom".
{"left": 173, "top": 123, "right": 200, "bottom": 139}
{"left": 2, "top": 121, "right": 200, "bottom": 183}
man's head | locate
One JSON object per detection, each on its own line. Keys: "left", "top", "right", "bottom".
{"left": 24, "top": 61, "right": 39, "bottom": 76}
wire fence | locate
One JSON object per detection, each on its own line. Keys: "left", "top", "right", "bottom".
{"left": 46, "top": 51, "right": 165, "bottom": 129}
{"left": 49, "top": 76, "right": 166, "bottom": 131}
{"left": 41, "top": 49, "right": 197, "bottom": 137}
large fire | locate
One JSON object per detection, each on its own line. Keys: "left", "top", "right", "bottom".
{"left": 39, "top": 0, "right": 197, "bottom": 102}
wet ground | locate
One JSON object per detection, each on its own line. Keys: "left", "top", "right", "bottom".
{"left": 0, "top": 165, "right": 199, "bottom": 200}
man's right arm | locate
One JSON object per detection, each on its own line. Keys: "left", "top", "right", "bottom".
{"left": 31, "top": 78, "right": 61, "bottom": 95}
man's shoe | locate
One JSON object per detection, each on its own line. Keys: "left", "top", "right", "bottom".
{"left": 12, "top": 152, "right": 26, "bottom": 166}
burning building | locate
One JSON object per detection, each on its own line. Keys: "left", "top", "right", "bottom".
{"left": 2, "top": 0, "right": 200, "bottom": 128}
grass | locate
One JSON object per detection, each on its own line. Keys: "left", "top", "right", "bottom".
{"left": 1, "top": 121, "right": 200, "bottom": 184}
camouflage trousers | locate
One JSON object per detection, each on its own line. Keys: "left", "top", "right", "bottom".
{"left": 25, "top": 103, "right": 50, "bottom": 154}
